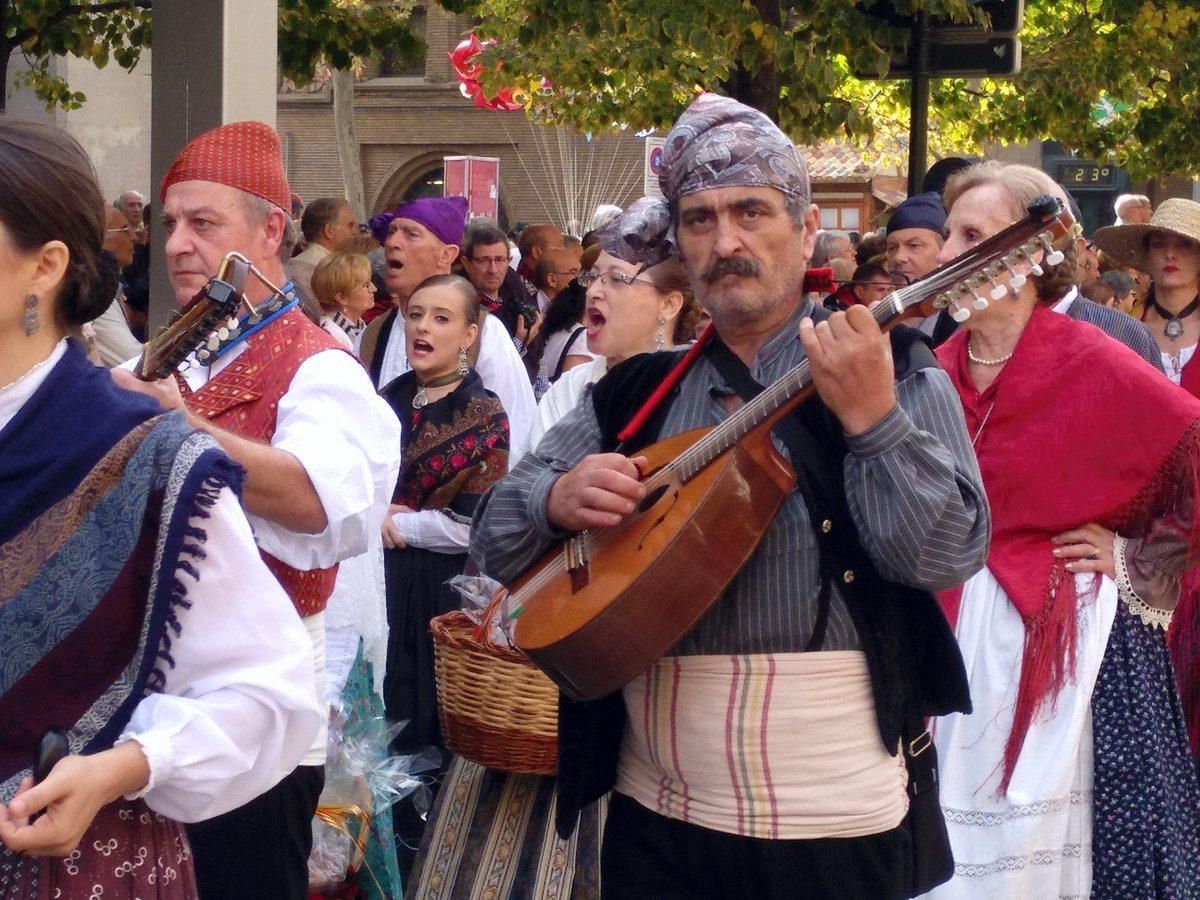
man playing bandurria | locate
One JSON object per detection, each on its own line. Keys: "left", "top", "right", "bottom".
{"left": 470, "top": 94, "right": 991, "bottom": 899}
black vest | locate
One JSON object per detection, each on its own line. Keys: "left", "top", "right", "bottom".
{"left": 554, "top": 323, "right": 971, "bottom": 838}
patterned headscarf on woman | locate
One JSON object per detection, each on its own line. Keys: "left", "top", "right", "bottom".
{"left": 594, "top": 196, "right": 674, "bottom": 269}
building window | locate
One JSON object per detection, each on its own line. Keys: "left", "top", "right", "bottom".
{"left": 820, "top": 206, "right": 861, "bottom": 231}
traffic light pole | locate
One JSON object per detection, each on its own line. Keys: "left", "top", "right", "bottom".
{"left": 907, "top": 11, "right": 931, "bottom": 196}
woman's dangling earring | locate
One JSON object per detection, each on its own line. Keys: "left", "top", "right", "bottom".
{"left": 22, "top": 295, "right": 39, "bottom": 336}
{"left": 457, "top": 346, "right": 470, "bottom": 378}
{"left": 654, "top": 315, "right": 666, "bottom": 350}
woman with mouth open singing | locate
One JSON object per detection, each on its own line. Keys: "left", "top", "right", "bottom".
{"left": 378, "top": 273, "right": 510, "bottom": 877}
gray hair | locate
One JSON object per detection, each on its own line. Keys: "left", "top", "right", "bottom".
{"left": 811, "top": 230, "right": 850, "bottom": 267}
{"left": 1114, "top": 193, "right": 1151, "bottom": 224}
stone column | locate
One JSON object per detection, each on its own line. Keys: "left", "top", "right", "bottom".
{"left": 149, "top": 0, "right": 278, "bottom": 330}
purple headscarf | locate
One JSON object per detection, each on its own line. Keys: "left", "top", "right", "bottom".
{"left": 658, "top": 93, "right": 810, "bottom": 206}
{"left": 595, "top": 196, "right": 674, "bottom": 268}
{"left": 367, "top": 195, "right": 469, "bottom": 246}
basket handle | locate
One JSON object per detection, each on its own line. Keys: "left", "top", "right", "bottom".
{"left": 471, "top": 586, "right": 511, "bottom": 647}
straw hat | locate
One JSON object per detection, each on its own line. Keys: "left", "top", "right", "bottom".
{"left": 1093, "top": 198, "right": 1200, "bottom": 272}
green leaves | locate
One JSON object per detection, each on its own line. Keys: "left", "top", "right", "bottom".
{"left": 445, "top": 0, "right": 1200, "bottom": 178}
{"left": 277, "top": 0, "right": 423, "bottom": 85}
{"left": 1, "top": 1, "right": 152, "bottom": 110}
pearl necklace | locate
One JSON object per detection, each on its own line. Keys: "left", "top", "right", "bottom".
{"left": 967, "top": 339, "right": 1013, "bottom": 367}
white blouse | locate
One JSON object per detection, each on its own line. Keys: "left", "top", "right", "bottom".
{"left": 1, "top": 342, "right": 323, "bottom": 823}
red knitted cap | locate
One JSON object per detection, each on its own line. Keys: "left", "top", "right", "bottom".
{"left": 161, "top": 120, "right": 291, "bottom": 212}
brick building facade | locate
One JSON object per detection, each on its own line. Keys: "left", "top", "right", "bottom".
{"left": 277, "top": 6, "right": 645, "bottom": 233}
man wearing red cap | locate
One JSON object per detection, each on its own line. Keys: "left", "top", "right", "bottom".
{"left": 115, "top": 120, "right": 402, "bottom": 899}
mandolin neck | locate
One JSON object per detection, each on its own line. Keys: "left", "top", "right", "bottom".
{"left": 664, "top": 297, "right": 909, "bottom": 484}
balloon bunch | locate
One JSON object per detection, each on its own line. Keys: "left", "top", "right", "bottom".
{"left": 448, "top": 34, "right": 524, "bottom": 111}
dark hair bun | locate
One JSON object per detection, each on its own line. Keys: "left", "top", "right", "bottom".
{"left": 61, "top": 248, "right": 120, "bottom": 327}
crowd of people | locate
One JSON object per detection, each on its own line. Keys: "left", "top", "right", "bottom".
{"left": 3, "top": 87, "right": 1200, "bottom": 900}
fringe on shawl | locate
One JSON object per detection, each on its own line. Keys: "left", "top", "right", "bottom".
{"left": 1002, "top": 418, "right": 1200, "bottom": 792}
{"left": 144, "top": 453, "right": 244, "bottom": 694}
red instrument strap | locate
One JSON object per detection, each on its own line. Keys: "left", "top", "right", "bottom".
{"left": 802, "top": 266, "right": 834, "bottom": 294}
{"left": 616, "top": 323, "right": 714, "bottom": 445}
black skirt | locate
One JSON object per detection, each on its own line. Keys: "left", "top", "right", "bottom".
{"left": 382, "top": 544, "right": 468, "bottom": 753}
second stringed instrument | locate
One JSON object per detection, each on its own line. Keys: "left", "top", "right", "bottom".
{"left": 506, "top": 196, "right": 1076, "bottom": 702}
{"left": 135, "top": 252, "right": 290, "bottom": 381}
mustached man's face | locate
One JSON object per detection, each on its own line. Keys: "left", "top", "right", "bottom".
{"left": 674, "top": 185, "right": 817, "bottom": 334}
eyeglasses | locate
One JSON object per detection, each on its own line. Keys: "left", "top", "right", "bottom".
{"left": 470, "top": 256, "right": 510, "bottom": 268}
{"left": 577, "top": 270, "right": 655, "bottom": 289}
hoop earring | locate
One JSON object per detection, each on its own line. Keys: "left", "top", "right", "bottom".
{"left": 458, "top": 346, "right": 470, "bottom": 377}
{"left": 22, "top": 295, "right": 39, "bottom": 336}
{"left": 654, "top": 315, "right": 666, "bottom": 350}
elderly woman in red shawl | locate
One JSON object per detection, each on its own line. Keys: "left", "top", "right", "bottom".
{"left": 925, "top": 161, "right": 1200, "bottom": 899}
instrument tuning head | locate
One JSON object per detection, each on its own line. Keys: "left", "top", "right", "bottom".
{"left": 217, "top": 327, "right": 230, "bottom": 341}
{"left": 950, "top": 303, "right": 973, "bottom": 323}
{"left": 1009, "top": 272, "right": 1027, "bottom": 290}
{"left": 1037, "top": 234, "right": 1065, "bottom": 267}
{"left": 1029, "top": 261, "right": 1044, "bottom": 277}
{"left": 197, "top": 348, "right": 211, "bottom": 361}
{"left": 227, "top": 316, "right": 239, "bottom": 330}
{"left": 206, "top": 335, "right": 221, "bottom": 351}
{"left": 989, "top": 283, "right": 1007, "bottom": 301}
{"left": 932, "top": 292, "right": 951, "bottom": 310}
{"left": 972, "top": 294, "right": 990, "bottom": 311}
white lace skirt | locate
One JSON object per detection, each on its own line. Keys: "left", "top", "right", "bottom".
{"left": 923, "top": 567, "right": 1117, "bottom": 899}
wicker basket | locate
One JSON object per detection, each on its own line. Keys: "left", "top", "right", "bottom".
{"left": 431, "top": 589, "right": 558, "bottom": 776}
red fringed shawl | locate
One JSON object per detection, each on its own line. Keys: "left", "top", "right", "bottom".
{"left": 938, "top": 306, "right": 1200, "bottom": 788}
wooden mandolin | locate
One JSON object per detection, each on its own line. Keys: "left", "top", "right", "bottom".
{"left": 134, "top": 252, "right": 285, "bottom": 381}
{"left": 507, "top": 197, "right": 1075, "bottom": 702}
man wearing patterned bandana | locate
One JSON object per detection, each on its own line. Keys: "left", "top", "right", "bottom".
{"left": 471, "top": 94, "right": 991, "bottom": 898}
{"left": 112, "top": 120, "right": 402, "bottom": 900}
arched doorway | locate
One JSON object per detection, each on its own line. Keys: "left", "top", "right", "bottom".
{"left": 373, "top": 154, "right": 510, "bottom": 230}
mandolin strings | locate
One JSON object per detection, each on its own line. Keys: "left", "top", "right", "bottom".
{"left": 510, "top": 204, "right": 1070, "bottom": 605}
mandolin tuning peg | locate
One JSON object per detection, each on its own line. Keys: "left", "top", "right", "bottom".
{"left": 217, "top": 327, "right": 230, "bottom": 341}
{"left": 206, "top": 335, "right": 221, "bottom": 351}
{"left": 1038, "top": 236, "right": 1064, "bottom": 267}
{"left": 1029, "top": 262, "right": 1044, "bottom": 277}
{"left": 227, "top": 316, "right": 239, "bottom": 330}
{"left": 989, "top": 282, "right": 1007, "bottom": 301}
{"left": 1009, "top": 272, "right": 1027, "bottom": 290}
{"left": 197, "top": 348, "right": 211, "bottom": 361}
{"left": 972, "top": 294, "right": 990, "bottom": 311}
{"left": 950, "top": 304, "right": 972, "bottom": 323}
{"left": 179, "top": 360, "right": 191, "bottom": 372}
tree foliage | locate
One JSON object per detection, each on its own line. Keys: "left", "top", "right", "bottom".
{"left": 0, "top": 0, "right": 151, "bottom": 111}
{"left": 442, "top": 0, "right": 1200, "bottom": 179}
{"left": 277, "top": 0, "right": 424, "bottom": 85}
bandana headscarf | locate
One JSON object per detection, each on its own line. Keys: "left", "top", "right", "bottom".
{"left": 161, "top": 121, "right": 291, "bottom": 212}
{"left": 658, "top": 93, "right": 810, "bottom": 205}
{"left": 367, "top": 196, "right": 469, "bottom": 246}
{"left": 595, "top": 196, "right": 674, "bottom": 268}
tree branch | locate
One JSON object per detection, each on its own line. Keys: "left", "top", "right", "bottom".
{"left": 9, "top": 1, "right": 152, "bottom": 50}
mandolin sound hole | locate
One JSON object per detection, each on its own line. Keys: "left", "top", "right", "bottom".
{"left": 637, "top": 483, "right": 669, "bottom": 514}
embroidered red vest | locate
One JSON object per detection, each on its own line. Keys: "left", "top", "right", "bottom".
{"left": 180, "top": 309, "right": 343, "bottom": 617}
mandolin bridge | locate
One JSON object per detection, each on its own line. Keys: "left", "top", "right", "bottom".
{"left": 565, "top": 533, "right": 590, "bottom": 592}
